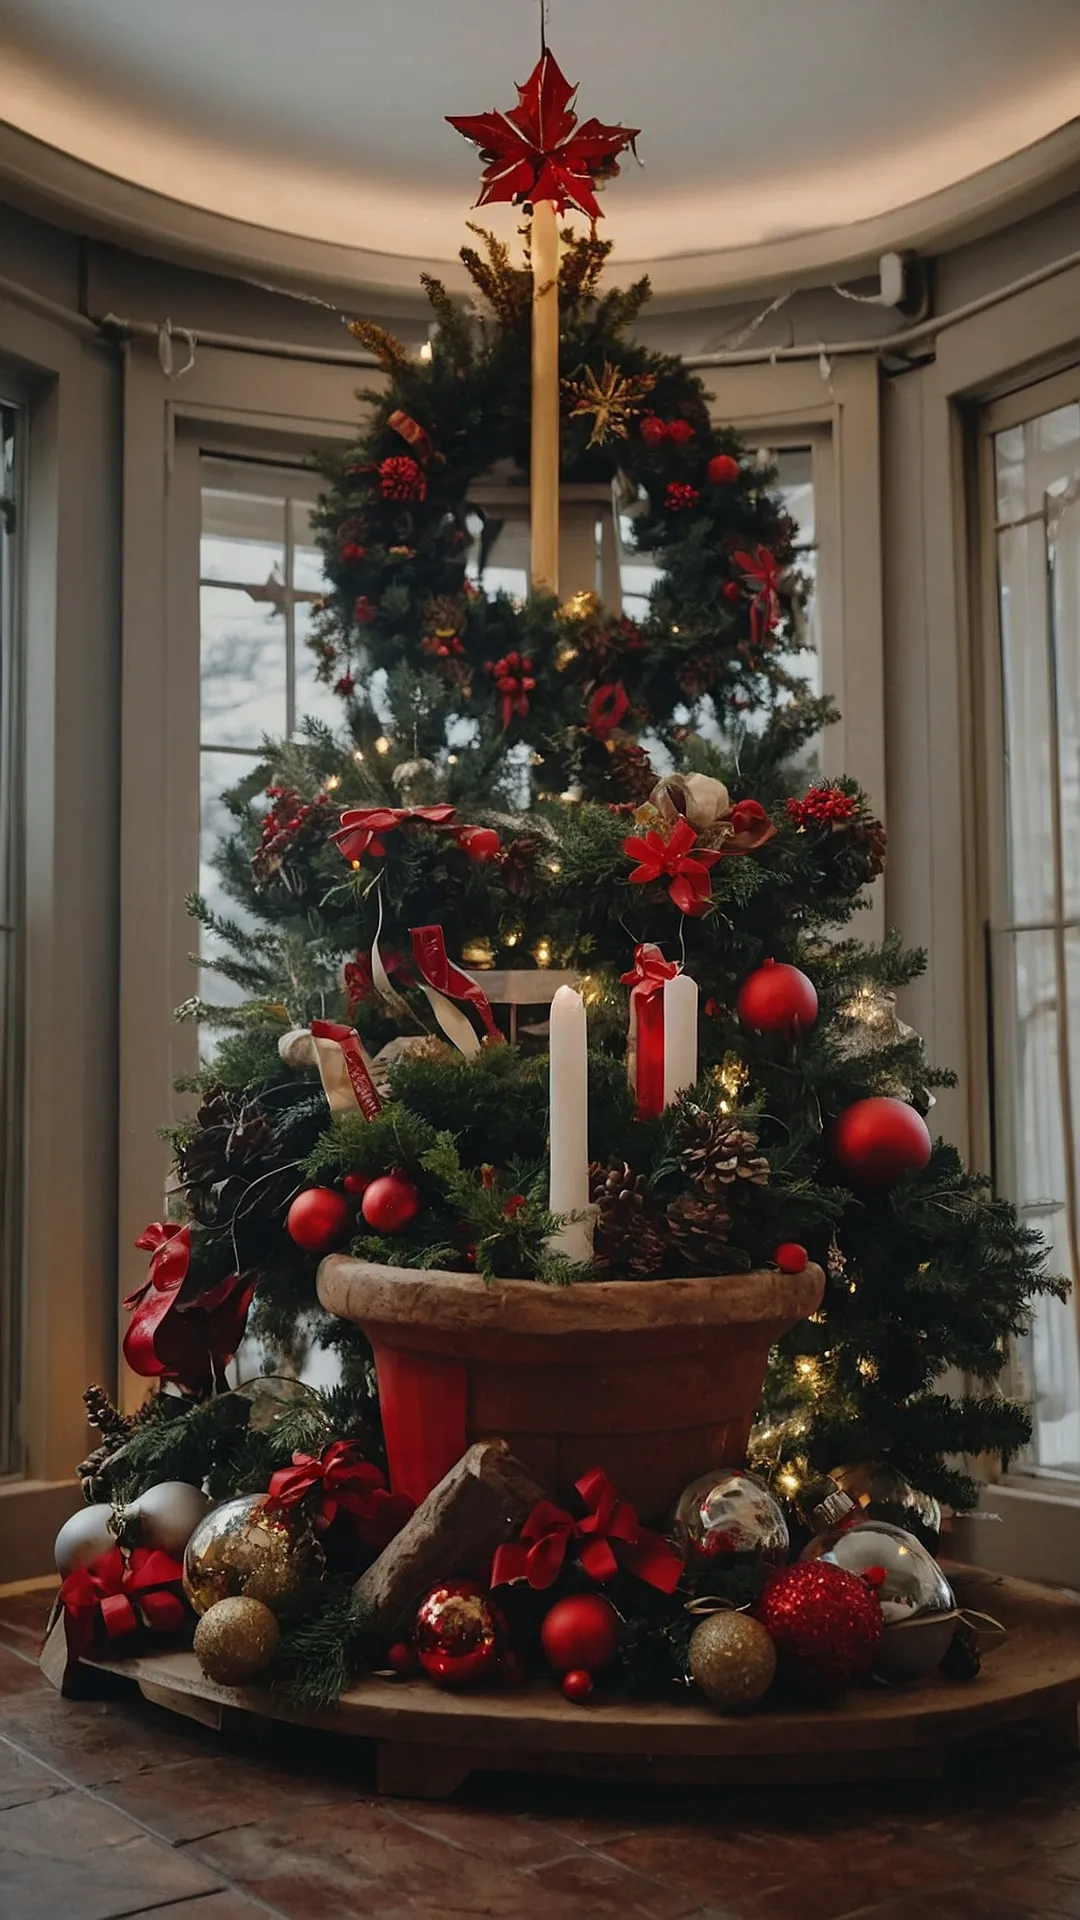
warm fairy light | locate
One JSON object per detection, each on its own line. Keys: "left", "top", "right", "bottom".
{"left": 857, "top": 1356, "right": 879, "bottom": 1381}
{"left": 352, "top": 748, "right": 364, "bottom": 763}
{"left": 531, "top": 751, "right": 546, "bottom": 766}
{"left": 719, "top": 1099, "right": 729, "bottom": 1114}
{"left": 462, "top": 938, "right": 494, "bottom": 968}
{"left": 448, "top": 753, "right": 459, "bottom": 765}
{"left": 779, "top": 1470, "right": 800, "bottom": 1495}
{"left": 534, "top": 938, "right": 552, "bottom": 967}
{"left": 671, "top": 624, "right": 680, "bottom": 635}
{"left": 842, "top": 984, "right": 890, "bottom": 1029}
{"left": 351, "top": 859, "right": 361, "bottom": 871}
{"left": 554, "top": 643, "right": 578, "bottom": 672}
{"left": 418, "top": 340, "right": 434, "bottom": 363}
{"left": 505, "top": 931, "right": 519, "bottom": 947}
{"left": 712, "top": 1053, "right": 750, "bottom": 1105}
{"left": 374, "top": 736, "right": 391, "bottom": 755}
{"left": 547, "top": 859, "right": 562, "bottom": 873}
{"left": 325, "top": 774, "right": 341, "bottom": 791}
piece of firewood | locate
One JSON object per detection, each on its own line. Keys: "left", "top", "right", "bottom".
{"left": 354, "top": 1440, "right": 546, "bottom": 1640}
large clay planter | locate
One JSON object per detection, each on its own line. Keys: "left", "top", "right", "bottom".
{"left": 318, "top": 1257, "right": 824, "bottom": 1523}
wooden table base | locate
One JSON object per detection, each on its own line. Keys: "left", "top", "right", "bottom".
{"left": 41, "top": 1568, "right": 1080, "bottom": 1800}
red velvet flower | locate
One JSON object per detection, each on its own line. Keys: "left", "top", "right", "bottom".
{"left": 622, "top": 816, "right": 722, "bottom": 915}
{"left": 665, "top": 482, "right": 699, "bottom": 512}
{"left": 447, "top": 50, "right": 639, "bottom": 220}
{"left": 378, "top": 455, "right": 426, "bottom": 501}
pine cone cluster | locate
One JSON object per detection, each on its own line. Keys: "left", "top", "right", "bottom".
{"left": 177, "top": 1086, "right": 277, "bottom": 1226}
{"left": 665, "top": 1190, "right": 734, "bottom": 1266}
{"left": 76, "top": 1384, "right": 143, "bottom": 1498}
{"left": 589, "top": 1159, "right": 669, "bottom": 1278}
{"left": 679, "top": 1107, "right": 770, "bottom": 1197}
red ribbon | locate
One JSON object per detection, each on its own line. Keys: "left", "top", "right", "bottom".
{"left": 587, "top": 681, "right": 630, "bottom": 738}
{"left": 267, "top": 1440, "right": 414, "bottom": 1548}
{"left": 59, "top": 1546, "right": 187, "bottom": 1663}
{"left": 490, "top": 1468, "right": 682, "bottom": 1594}
{"left": 733, "top": 545, "right": 782, "bottom": 648}
{"left": 489, "top": 652, "right": 536, "bottom": 730}
{"left": 387, "top": 408, "right": 433, "bottom": 465}
{"left": 623, "top": 817, "right": 722, "bottom": 916}
{"left": 620, "top": 942, "right": 678, "bottom": 1120}
{"left": 409, "top": 924, "right": 502, "bottom": 1043}
{"left": 123, "top": 1225, "right": 255, "bottom": 1395}
{"left": 310, "top": 1020, "right": 383, "bottom": 1120}
{"left": 331, "top": 804, "right": 456, "bottom": 866}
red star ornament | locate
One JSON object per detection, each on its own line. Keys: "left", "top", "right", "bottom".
{"left": 447, "top": 50, "right": 638, "bottom": 219}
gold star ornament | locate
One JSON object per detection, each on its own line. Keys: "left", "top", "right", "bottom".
{"left": 562, "top": 361, "right": 656, "bottom": 447}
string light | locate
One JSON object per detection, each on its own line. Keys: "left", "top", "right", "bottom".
{"left": 534, "top": 937, "right": 552, "bottom": 967}
{"left": 352, "top": 748, "right": 364, "bottom": 763}
{"left": 448, "top": 753, "right": 459, "bottom": 765}
{"left": 325, "top": 774, "right": 341, "bottom": 791}
{"left": 857, "top": 1356, "right": 879, "bottom": 1381}
{"left": 418, "top": 340, "right": 433, "bottom": 363}
{"left": 505, "top": 931, "right": 519, "bottom": 947}
{"left": 374, "top": 736, "right": 391, "bottom": 755}
{"left": 779, "top": 1470, "right": 801, "bottom": 1496}
{"left": 547, "top": 859, "right": 562, "bottom": 874}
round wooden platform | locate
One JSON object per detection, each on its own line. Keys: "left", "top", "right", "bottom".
{"left": 44, "top": 1567, "right": 1080, "bottom": 1799}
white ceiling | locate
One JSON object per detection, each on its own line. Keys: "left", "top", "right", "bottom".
{"left": 1, "top": 0, "right": 1080, "bottom": 284}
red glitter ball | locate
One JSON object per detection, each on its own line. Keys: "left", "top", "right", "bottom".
{"left": 753, "top": 1561, "right": 883, "bottom": 1695}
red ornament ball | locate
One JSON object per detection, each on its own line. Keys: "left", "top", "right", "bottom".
{"left": 459, "top": 825, "right": 501, "bottom": 863}
{"left": 414, "top": 1581, "right": 500, "bottom": 1689}
{"left": 386, "top": 1639, "right": 416, "bottom": 1674}
{"left": 640, "top": 414, "right": 667, "bottom": 447}
{"left": 666, "top": 418, "right": 694, "bottom": 444}
{"left": 774, "top": 1242, "right": 808, "bottom": 1274}
{"left": 342, "top": 1172, "right": 369, "bottom": 1196}
{"left": 339, "top": 540, "right": 366, "bottom": 565}
{"left": 754, "top": 1561, "right": 883, "bottom": 1695}
{"left": 832, "top": 1097, "right": 932, "bottom": 1190}
{"left": 708, "top": 453, "right": 740, "bottom": 485}
{"left": 541, "top": 1593, "right": 620, "bottom": 1675}
{"left": 561, "top": 1668, "right": 594, "bottom": 1703}
{"left": 361, "top": 1172, "right": 421, "bottom": 1234}
{"left": 736, "top": 958, "right": 819, "bottom": 1037}
{"left": 285, "top": 1187, "right": 352, "bottom": 1255}
{"left": 721, "top": 579, "right": 743, "bottom": 602}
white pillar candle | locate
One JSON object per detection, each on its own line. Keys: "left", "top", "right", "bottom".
{"left": 663, "top": 971, "right": 699, "bottom": 1107}
{"left": 548, "top": 983, "right": 593, "bottom": 1262}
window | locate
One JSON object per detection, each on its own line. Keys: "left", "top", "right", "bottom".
{"left": 198, "top": 456, "right": 335, "bottom": 1024}
{"left": 984, "top": 373, "right": 1080, "bottom": 1475}
{"left": 0, "top": 394, "right": 24, "bottom": 1476}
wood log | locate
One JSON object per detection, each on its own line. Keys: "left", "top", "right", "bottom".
{"left": 353, "top": 1440, "right": 546, "bottom": 1640}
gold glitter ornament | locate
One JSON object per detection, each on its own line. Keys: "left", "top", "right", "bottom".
{"left": 688, "top": 1611, "right": 776, "bottom": 1710}
{"left": 193, "top": 1596, "right": 280, "bottom": 1686}
{"left": 182, "top": 1494, "right": 321, "bottom": 1617}
{"left": 562, "top": 361, "right": 656, "bottom": 447}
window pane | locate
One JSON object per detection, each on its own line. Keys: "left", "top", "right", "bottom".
{"left": 199, "top": 748, "right": 262, "bottom": 1022}
{"left": 0, "top": 397, "right": 23, "bottom": 1474}
{"left": 201, "top": 489, "right": 284, "bottom": 585}
{"left": 1052, "top": 494, "right": 1080, "bottom": 921}
{"left": 200, "top": 584, "right": 288, "bottom": 748}
{"left": 294, "top": 598, "right": 347, "bottom": 734}
{"left": 290, "top": 497, "right": 326, "bottom": 594}
{"left": 997, "top": 520, "right": 1056, "bottom": 924}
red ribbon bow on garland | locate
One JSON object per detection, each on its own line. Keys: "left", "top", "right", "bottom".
{"left": 447, "top": 50, "right": 639, "bottom": 220}
{"left": 59, "top": 1546, "right": 187, "bottom": 1663}
{"left": 490, "top": 1468, "right": 682, "bottom": 1593}
{"left": 622, "top": 817, "right": 722, "bottom": 916}
{"left": 124, "top": 1225, "right": 255, "bottom": 1396}
{"left": 587, "top": 680, "right": 630, "bottom": 739}
{"left": 331, "top": 804, "right": 457, "bottom": 866}
{"left": 488, "top": 652, "right": 537, "bottom": 731}
{"left": 267, "top": 1441, "right": 414, "bottom": 1548}
{"left": 732, "top": 546, "right": 783, "bottom": 648}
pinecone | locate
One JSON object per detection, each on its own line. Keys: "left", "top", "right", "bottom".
{"left": 679, "top": 1108, "right": 770, "bottom": 1199}
{"left": 852, "top": 814, "right": 888, "bottom": 879}
{"left": 176, "top": 1086, "right": 277, "bottom": 1225}
{"left": 77, "top": 1385, "right": 153, "bottom": 1497}
{"left": 609, "top": 738, "right": 657, "bottom": 804}
{"left": 665, "top": 1191, "right": 734, "bottom": 1269}
{"left": 501, "top": 835, "right": 541, "bottom": 898}
{"left": 590, "top": 1159, "right": 669, "bottom": 1279}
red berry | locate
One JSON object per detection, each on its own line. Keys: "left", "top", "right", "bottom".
{"left": 722, "top": 579, "right": 743, "bottom": 602}
{"left": 561, "top": 1668, "right": 594, "bottom": 1703}
{"left": 708, "top": 453, "right": 740, "bottom": 485}
{"left": 342, "top": 1172, "right": 369, "bottom": 1196}
{"left": 361, "top": 1172, "right": 421, "bottom": 1234}
{"left": 386, "top": 1640, "right": 416, "bottom": 1673}
{"left": 775, "top": 1242, "right": 808, "bottom": 1274}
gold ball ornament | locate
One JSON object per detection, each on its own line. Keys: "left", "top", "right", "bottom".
{"left": 183, "top": 1494, "right": 321, "bottom": 1617}
{"left": 688, "top": 1610, "right": 777, "bottom": 1711}
{"left": 193, "top": 1597, "right": 280, "bottom": 1686}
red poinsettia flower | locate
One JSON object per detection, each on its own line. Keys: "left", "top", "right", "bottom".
{"left": 622, "top": 817, "right": 722, "bottom": 916}
{"left": 447, "top": 50, "right": 639, "bottom": 221}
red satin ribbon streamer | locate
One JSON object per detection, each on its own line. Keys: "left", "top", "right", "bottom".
{"left": 733, "top": 545, "right": 782, "bottom": 647}
{"left": 59, "top": 1546, "right": 187, "bottom": 1663}
{"left": 409, "top": 924, "right": 502, "bottom": 1043}
{"left": 620, "top": 942, "right": 677, "bottom": 1120}
{"left": 387, "top": 408, "right": 433, "bottom": 465}
{"left": 123, "top": 1227, "right": 255, "bottom": 1395}
{"left": 491, "top": 1468, "right": 682, "bottom": 1594}
{"left": 331, "top": 804, "right": 456, "bottom": 865}
{"left": 587, "top": 680, "right": 630, "bottom": 738}
{"left": 310, "top": 1019, "right": 383, "bottom": 1120}
{"left": 267, "top": 1440, "right": 414, "bottom": 1547}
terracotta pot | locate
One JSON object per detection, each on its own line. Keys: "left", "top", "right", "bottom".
{"left": 318, "top": 1257, "right": 824, "bottom": 1524}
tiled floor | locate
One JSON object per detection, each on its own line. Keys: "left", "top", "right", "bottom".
{"left": 3, "top": 1589, "right": 1080, "bottom": 1919}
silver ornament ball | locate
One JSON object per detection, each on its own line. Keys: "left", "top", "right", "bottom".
{"left": 54, "top": 1503, "right": 117, "bottom": 1577}
{"left": 116, "top": 1481, "right": 212, "bottom": 1557}
{"left": 673, "top": 1467, "right": 789, "bottom": 1568}
{"left": 829, "top": 1461, "right": 943, "bottom": 1554}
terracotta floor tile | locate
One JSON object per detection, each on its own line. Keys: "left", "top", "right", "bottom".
{"left": 0, "top": 1791, "right": 224, "bottom": 1920}
{"left": 390, "top": 1796, "right": 590, "bottom": 1868}
{"left": 0, "top": 1732, "right": 66, "bottom": 1809}
{"left": 597, "top": 1826, "right": 804, "bottom": 1901}
{"left": 124, "top": 1902, "right": 279, "bottom": 1920}
{"left": 0, "top": 1591, "right": 54, "bottom": 1654}
{"left": 865, "top": 1890, "right": 1039, "bottom": 1920}
{"left": 99, "top": 1749, "right": 363, "bottom": 1844}
{"left": 525, "top": 1848, "right": 706, "bottom": 1919}
{"left": 0, "top": 1691, "right": 216, "bottom": 1785}
{"left": 0, "top": 1643, "right": 52, "bottom": 1701}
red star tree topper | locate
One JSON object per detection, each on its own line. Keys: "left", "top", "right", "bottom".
{"left": 447, "top": 49, "right": 638, "bottom": 219}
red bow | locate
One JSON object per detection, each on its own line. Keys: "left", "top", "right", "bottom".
{"left": 490, "top": 1469, "right": 682, "bottom": 1594}
{"left": 623, "top": 817, "right": 722, "bottom": 916}
{"left": 733, "top": 545, "right": 782, "bottom": 648}
{"left": 59, "top": 1546, "right": 187, "bottom": 1663}
{"left": 124, "top": 1225, "right": 255, "bottom": 1396}
{"left": 620, "top": 943, "right": 679, "bottom": 1119}
{"left": 267, "top": 1441, "right": 414, "bottom": 1548}
{"left": 447, "top": 50, "right": 639, "bottom": 220}
{"left": 489, "top": 652, "right": 536, "bottom": 730}
{"left": 619, "top": 942, "right": 679, "bottom": 999}
{"left": 587, "top": 681, "right": 630, "bottom": 738}
{"left": 331, "top": 804, "right": 456, "bottom": 865}
{"left": 724, "top": 798, "right": 778, "bottom": 856}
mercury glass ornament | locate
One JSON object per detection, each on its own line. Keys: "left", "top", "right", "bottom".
{"left": 183, "top": 1493, "right": 321, "bottom": 1617}
{"left": 688, "top": 1611, "right": 777, "bottom": 1710}
{"left": 674, "top": 1468, "right": 789, "bottom": 1568}
{"left": 804, "top": 1516, "right": 957, "bottom": 1679}
{"left": 829, "top": 1461, "right": 943, "bottom": 1554}
{"left": 193, "top": 1596, "right": 280, "bottom": 1686}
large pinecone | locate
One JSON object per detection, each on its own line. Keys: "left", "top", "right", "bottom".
{"left": 679, "top": 1108, "right": 770, "bottom": 1199}
{"left": 590, "top": 1159, "right": 669, "bottom": 1279}
{"left": 177, "top": 1085, "right": 276, "bottom": 1225}
{"left": 665, "top": 1192, "right": 735, "bottom": 1270}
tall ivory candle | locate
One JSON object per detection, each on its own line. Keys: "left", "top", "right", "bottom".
{"left": 663, "top": 971, "right": 699, "bottom": 1106}
{"left": 548, "top": 983, "right": 592, "bottom": 1261}
{"left": 530, "top": 197, "right": 560, "bottom": 596}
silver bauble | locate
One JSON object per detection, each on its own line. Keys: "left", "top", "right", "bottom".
{"left": 54, "top": 1503, "right": 117, "bottom": 1577}
{"left": 829, "top": 1461, "right": 942, "bottom": 1554}
{"left": 674, "top": 1468, "right": 789, "bottom": 1568}
{"left": 116, "top": 1481, "right": 212, "bottom": 1558}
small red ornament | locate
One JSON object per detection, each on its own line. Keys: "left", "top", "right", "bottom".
{"left": 708, "top": 453, "right": 740, "bottom": 485}
{"left": 832, "top": 1097, "right": 932, "bottom": 1190}
{"left": 459, "top": 825, "right": 501, "bottom": 862}
{"left": 640, "top": 415, "right": 667, "bottom": 447}
{"left": 721, "top": 579, "right": 742, "bottom": 602}
{"left": 354, "top": 594, "right": 376, "bottom": 624}
{"left": 286, "top": 1187, "right": 352, "bottom": 1255}
{"left": 775, "top": 1242, "right": 808, "bottom": 1274}
{"left": 736, "top": 958, "right": 819, "bottom": 1036}
{"left": 414, "top": 1580, "right": 501, "bottom": 1689}
{"left": 361, "top": 1172, "right": 421, "bottom": 1234}
{"left": 339, "top": 540, "right": 366, "bottom": 564}
{"left": 378, "top": 455, "right": 426, "bottom": 501}
{"left": 540, "top": 1593, "right": 620, "bottom": 1675}
{"left": 754, "top": 1561, "right": 883, "bottom": 1695}
{"left": 561, "top": 1668, "right": 594, "bottom": 1703}
{"left": 665, "top": 482, "right": 699, "bottom": 512}
{"left": 386, "top": 1640, "right": 417, "bottom": 1673}
{"left": 666, "top": 418, "right": 694, "bottom": 444}
{"left": 342, "top": 1172, "right": 369, "bottom": 1196}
